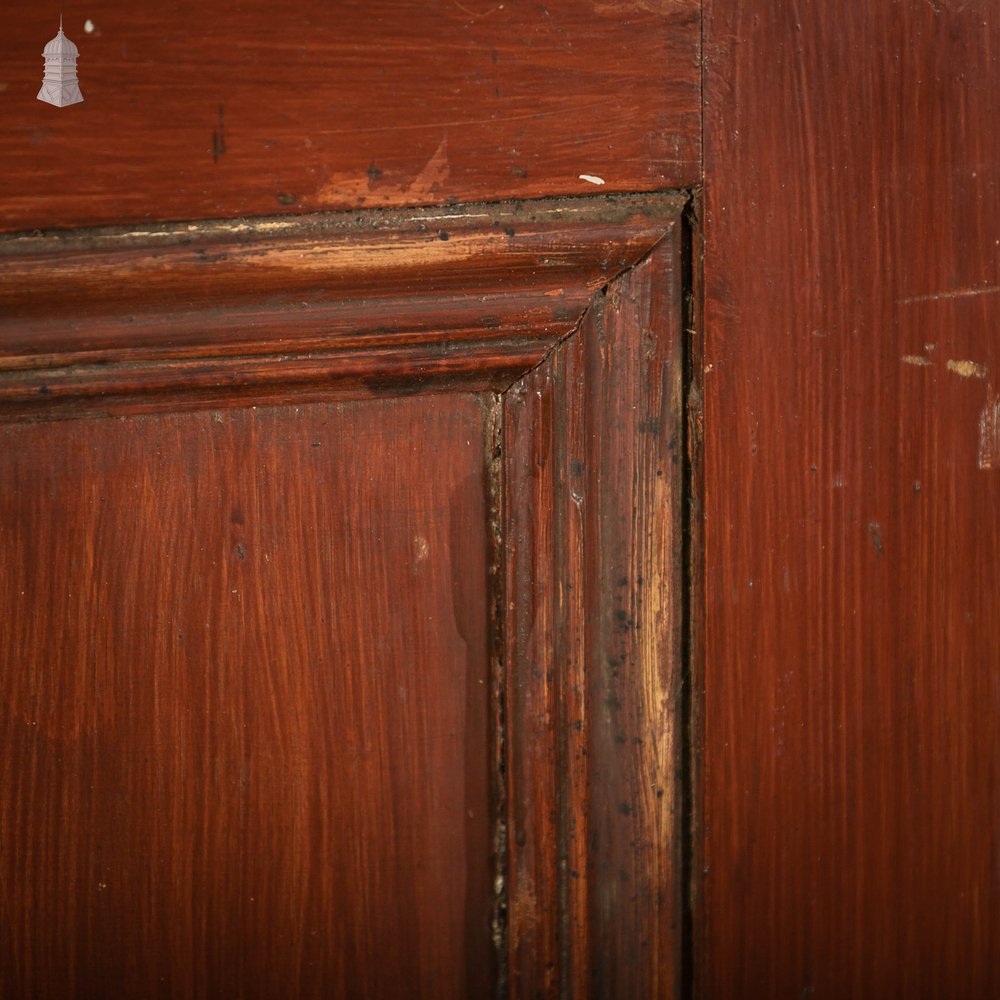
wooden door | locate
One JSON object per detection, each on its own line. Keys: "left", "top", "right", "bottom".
{"left": 0, "top": 4, "right": 701, "bottom": 994}
{"left": 5, "top": 0, "right": 1000, "bottom": 996}
{"left": 0, "top": 195, "right": 688, "bottom": 997}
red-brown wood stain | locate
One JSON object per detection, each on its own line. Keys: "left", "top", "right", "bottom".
{"left": 0, "top": 397, "right": 493, "bottom": 998}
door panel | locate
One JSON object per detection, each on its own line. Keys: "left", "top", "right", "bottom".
{"left": 0, "top": 194, "right": 687, "bottom": 997}
{"left": 0, "top": 396, "right": 492, "bottom": 998}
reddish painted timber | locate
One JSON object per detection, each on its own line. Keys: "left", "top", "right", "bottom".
{"left": 702, "top": 1, "right": 1000, "bottom": 995}
{"left": 0, "top": 1, "right": 699, "bottom": 232}
{"left": 0, "top": 192, "right": 689, "bottom": 997}
{"left": 0, "top": 195, "right": 678, "bottom": 417}
{"left": 0, "top": 395, "right": 493, "bottom": 998}
{"left": 504, "top": 227, "right": 685, "bottom": 997}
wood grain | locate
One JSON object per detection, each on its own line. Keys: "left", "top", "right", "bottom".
{"left": 0, "top": 1, "right": 700, "bottom": 233}
{"left": 503, "top": 223, "right": 685, "bottom": 997}
{"left": 701, "top": 1, "right": 1000, "bottom": 995}
{"left": 0, "top": 394, "right": 494, "bottom": 998}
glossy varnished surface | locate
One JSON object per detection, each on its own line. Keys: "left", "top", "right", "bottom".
{"left": 0, "top": 1, "right": 699, "bottom": 232}
{"left": 0, "top": 395, "right": 493, "bottom": 997}
{"left": 702, "top": 1, "right": 1000, "bottom": 994}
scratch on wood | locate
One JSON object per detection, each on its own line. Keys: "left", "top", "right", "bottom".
{"left": 899, "top": 283, "right": 1000, "bottom": 305}
{"left": 450, "top": 0, "right": 505, "bottom": 18}
{"left": 901, "top": 355, "right": 933, "bottom": 367}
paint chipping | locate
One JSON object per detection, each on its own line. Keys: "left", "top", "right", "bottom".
{"left": 946, "top": 359, "right": 989, "bottom": 380}
{"left": 867, "top": 522, "right": 884, "bottom": 559}
{"left": 84, "top": 19, "right": 95, "bottom": 33}
{"left": 978, "top": 387, "right": 1000, "bottom": 470}
{"left": 901, "top": 354, "right": 933, "bottom": 367}
{"left": 407, "top": 138, "right": 450, "bottom": 197}
{"left": 316, "top": 137, "right": 449, "bottom": 204}
{"left": 579, "top": 174, "right": 606, "bottom": 185}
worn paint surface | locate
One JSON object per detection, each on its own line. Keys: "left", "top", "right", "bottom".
{"left": 702, "top": 0, "right": 1000, "bottom": 994}
{"left": 0, "top": 194, "right": 681, "bottom": 417}
{"left": 0, "top": 1, "right": 699, "bottom": 231}
{"left": 503, "top": 222, "right": 685, "bottom": 998}
{"left": 0, "top": 192, "right": 688, "bottom": 996}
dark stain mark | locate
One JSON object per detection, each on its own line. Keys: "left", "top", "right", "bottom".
{"left": 570, "top": 460, "right": 584, "bottom": 477}
{"left": 491, "top": 49, "right": 499, "bottom": 63}
{"left": 230, "top": 506, "right": 244, "bottom": 526}
{"left": 867, "top": 521, "right": 884, "bottom": 558}
{"left": 275, "top": 191, "right": 298, "bottom": 206}
{"left": 367, "top": 159, "right": 383, "bottom": 182}
{"left": 212, "top": 104, "right": 226, "bottom": 163}
{"left": 495, "top": 86, "right": 502, "bottom": 97}
{"left": 438, "top": 229, "right": 450, "bottom": 241}
{"left": 503, "top": 226, "right": 516, "bottom": 237}
{"left": 481, "top": 315, "right": 500, "bottom": 329}
{"left": 38, "top": 385, "right": 50, "bottom": 395}
{"left": 511, "top": 166, "right": 529, "bottom": 178}
{"left": 235, "top": 543, "right": 246, "bottom": 560}
{"left": 362, "top": 375, "right": 428, "bottom": 396}
{"left": 619, "top": 802, "right": 633, "bottom": 816}
{"left": 195, "top": 249, "right": 230, "bottom": 264}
